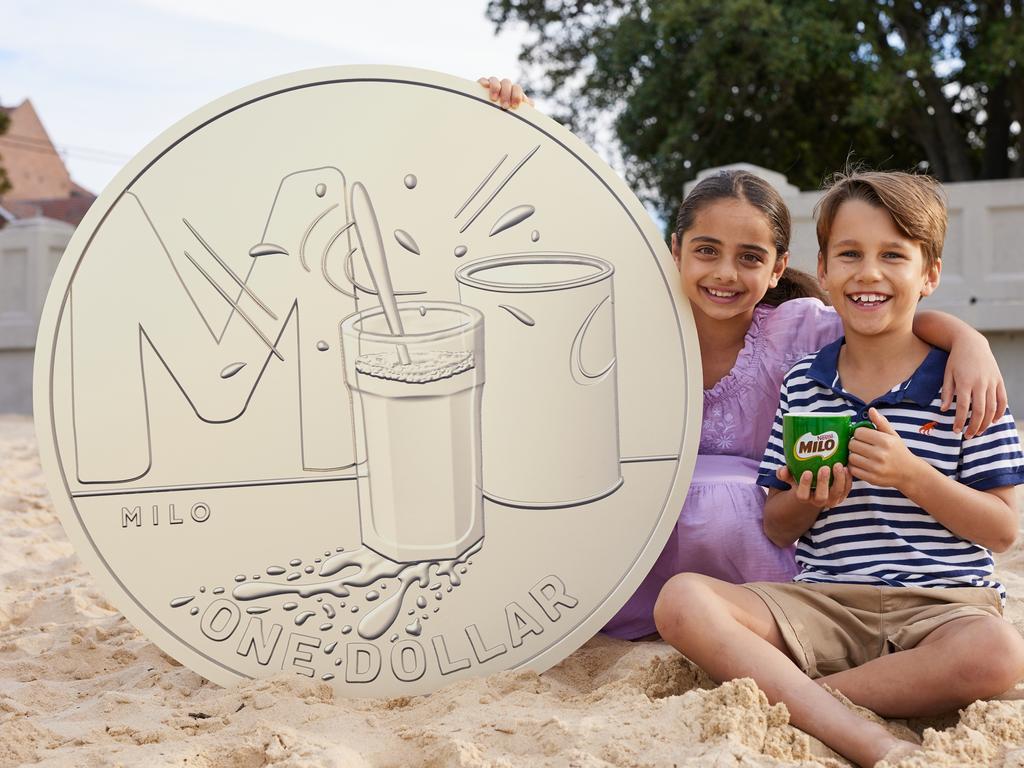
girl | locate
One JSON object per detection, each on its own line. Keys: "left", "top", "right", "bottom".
{"left": 478, "top": 78, "right": 1008, "bottom": 640}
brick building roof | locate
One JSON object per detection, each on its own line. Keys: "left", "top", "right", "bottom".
{"left": 0, "top": 99, "right": 96, "bottom": 227}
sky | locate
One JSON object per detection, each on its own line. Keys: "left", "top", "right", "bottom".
{"left": 0, "top": 0, "right": 536, "bottom": 195}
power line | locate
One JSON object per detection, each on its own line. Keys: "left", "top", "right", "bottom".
{"left": 0, "top": 135, "right": 59, "bottom": 153}
{"left": 0, "top": 131, "right": 131, "bottom": 165}
{"left": 5, "top": 131, "right": 130, "bottom": 159}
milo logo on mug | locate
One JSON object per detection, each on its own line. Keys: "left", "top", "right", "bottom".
{"left": 783, "top": 414, "right": 875, "bottom": 487}
{"left": 794, "top": 431, "right": 840, "bottom": 461}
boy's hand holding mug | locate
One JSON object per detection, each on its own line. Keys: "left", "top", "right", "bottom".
{"left": 847, "top": 407, "right": 926, "bottom": 490}
{"left": 776, "top": 462, "right": 853, "bottom": 509}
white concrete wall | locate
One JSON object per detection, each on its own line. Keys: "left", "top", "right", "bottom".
{"left": 688, "top": 164, "right": 1024, "bottom": 408}
{"left": 0, "top": 217, "right": 74, "bottom": 413}
{"left": 4, "top": 169, "right": 1024, "bottom": 414}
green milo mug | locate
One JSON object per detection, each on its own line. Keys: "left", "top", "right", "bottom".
{"left": 782, "top": 413, "right": 876, "bottom": 488}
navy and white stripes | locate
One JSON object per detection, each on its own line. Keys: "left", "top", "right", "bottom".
{"left": 757, "top": 339, "right": 1024, "bottom": 602}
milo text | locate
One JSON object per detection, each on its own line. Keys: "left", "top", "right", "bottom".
{"left": 794, "top": 431, "right": 839, "bottom": 461}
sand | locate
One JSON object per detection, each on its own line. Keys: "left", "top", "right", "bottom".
{"left": 2, "top": 412, "right": 1023, "bottom": 768}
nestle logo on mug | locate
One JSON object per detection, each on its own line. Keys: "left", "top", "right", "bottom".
{"left": 794, "top": 431, "right": 840, "bottom": 461}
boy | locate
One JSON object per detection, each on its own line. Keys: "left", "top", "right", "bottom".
{"left": 653, "top": 171, "right": 1024, "bottom": 768}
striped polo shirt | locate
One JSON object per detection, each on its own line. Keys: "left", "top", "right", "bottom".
{"left": 757, "top": 338, "right": 1024, "bottom": 600}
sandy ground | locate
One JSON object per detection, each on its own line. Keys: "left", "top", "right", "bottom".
{"left": 2, "top": 412, "right": 1024, "bottom": 768}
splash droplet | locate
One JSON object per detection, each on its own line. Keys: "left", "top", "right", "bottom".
{"left": 249, "top": 243, "right": 287, "bottom": 258}
{"left": 489, "top": 205, "right": 535, "bottom": 237}
{"left": 286, "top": 572, "right": 300, "bottom": 581}
{"left": 406, "top": 619, "right": 422, "bottom": 637}
{"left": 416, "top": 596, "right": 427, "bottom": 609}
{"left": 289, "top": 559, "right": 302, "bottom": 567}
{"left": 189, "top": 607, "right": 199, "bottom": 616}
{"left": 355, "top": 562, "right": 433, "bottom": 640}
{"left": 213, "top": 587, "right": 225, "bottom": 595}
{"left": 295, "top": 611, "right": 316, "bottom": 626}
{"left": 394, "top": 229, "right": 420, "bottom": 255}
{"left": 341, "top": 625, "right": 352, "bottom": 635}
{"left": 531, "top": 229, "right": 540, "bottom": 242}
{"left": 319, "top": 623, "right": 333, "bottom": 632}
{"left": 322, "top": 673, "right": 335, "bottom": 681}
{"left": 454, "top": 245, "right": 468, "bottom": 258}
{"left": 266, "top": 566, "right": 286, "bottom": 576}
{"left": 404, "top": 174, "right": 417, "bottom": 189}
{"left": 325, "top": 641, "right": 337, "bottom": 655}
{"left": 418, "top": 305, "right": 427, "bottom": 317}
{"left": 220, "top": 362, "right": 246, "bottom": 379}
{"left": 234, "top": 575, "right": 246, "bottom": 583}
{"left": 305, "top": 566, "right": 315, "bottom": 574}
{"left": 316, "top": 341, "right": 329, "bottom": 352}
{"left": 366, "top": 590, "right": 380, "bottom": 602}
{"left": 315, "top": 183, "right": 327, "bottom": 198}
{"left": 499, "top": 304, "right": 535, "bottom": 326}
{"left": 170, "top": 596, "right": 194, "bottom": 608}
{"left": 283, "top": 602, "right": 298, "bottom": 611}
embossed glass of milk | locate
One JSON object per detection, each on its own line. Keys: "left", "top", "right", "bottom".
{"left": 455, "top": 254, "right": 621, "bottom": 508}
{"left": 340, "top": 302, "right": 485, "bottom": 563}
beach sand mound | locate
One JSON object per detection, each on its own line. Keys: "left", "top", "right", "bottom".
{"left": 2, "top": 413, "right": 1023, "bottom": 767}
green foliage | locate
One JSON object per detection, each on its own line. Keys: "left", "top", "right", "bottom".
{"left": 487, "top": 0, "right": 1024, "bottom": 224}
{"left": 0, "top": 108, "right": 11, "bottom": 198}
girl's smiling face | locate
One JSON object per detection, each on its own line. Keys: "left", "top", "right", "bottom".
{"left": 672, "top": 198, "right": 788, "bottom": 323}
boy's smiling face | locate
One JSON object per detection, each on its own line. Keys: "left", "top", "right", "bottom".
{"left": 818, "top": 199, "right": 941, "bottom": 340}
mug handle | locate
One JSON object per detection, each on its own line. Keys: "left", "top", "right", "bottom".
{"left": 851, "top": 420, "right": 876, "bottom": 433}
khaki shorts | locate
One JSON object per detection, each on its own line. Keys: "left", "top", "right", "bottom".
{"left": 743, "top": 581, "right": 1004, "bottom": 678}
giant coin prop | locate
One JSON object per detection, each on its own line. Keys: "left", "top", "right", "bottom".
{"left": 33, "top": 66, "right": 702, "bottom": 696}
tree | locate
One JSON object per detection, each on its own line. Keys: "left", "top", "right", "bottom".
{"left": 0, "top": 106, "right": 11, "bottom": 198}
{"left": 487, "top": 0, "right": 1024, "bottom": 224}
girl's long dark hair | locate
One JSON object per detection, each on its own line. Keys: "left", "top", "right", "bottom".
{"left": 674, "top": 170, "right": 828, "bottom": 307}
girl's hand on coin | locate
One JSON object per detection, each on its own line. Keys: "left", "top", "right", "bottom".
{"left": 776, "top": 464, "right": 852, "bottom": 509}
{"left": 848, "top": 408, "right": 926, "bottom": 490}
{"left": 478, "top": 76, "right": 534, "bottom": 109}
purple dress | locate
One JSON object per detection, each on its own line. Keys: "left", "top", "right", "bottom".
{"left": 603, "top": 298, "right": 844, "bottom": 639}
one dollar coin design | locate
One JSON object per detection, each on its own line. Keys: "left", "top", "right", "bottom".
{"left": 34, "top": 66, "right": 702, "bottom": 697}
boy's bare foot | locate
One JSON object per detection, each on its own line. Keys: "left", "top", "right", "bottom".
{"left": 874, "top": 740, "right": 923, "bottom": 767}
